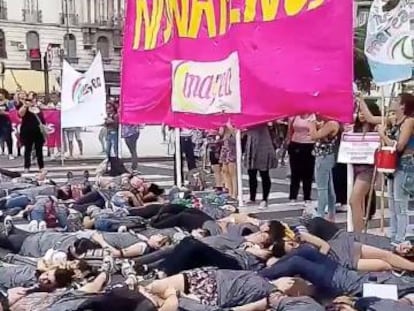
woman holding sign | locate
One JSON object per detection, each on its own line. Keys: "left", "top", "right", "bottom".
{"left": 358, "top": 93, "right": 414, "bottom": 243}
{"left": 18, "top": 91, "right": 46, "bottom": 173}
{"left": 349, "top": 101, "right": 381, "bottom": 232}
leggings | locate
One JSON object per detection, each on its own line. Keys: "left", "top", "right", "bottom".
{"left": 150, "top": 209, "right": 213, "bottom": 231}
{"left": 0, "top": 127, "right": 13, "bottom": 155}
{"left": 128, "top": 204, "right": 186, "bottom": 219}
{"left": 288, "top": 142, "right": 315, "bottom": 201}
{"left": 0, "top": 228, "right": 31, "bottom": 253}
{"left": 248, "top": 169, "right": 271, "bottom": 202}
{"left": 259, "top": 246, "right": 340, "bottom": 295}
{"left": 156, "top": 237, "right": 243, "bottom": 276}
{"left": 22, "top": 133, "right": 44, "bottom": 170}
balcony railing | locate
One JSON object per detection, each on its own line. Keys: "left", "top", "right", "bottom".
{"left": 0, "top": 1, "right": 7, "bottom": 20}
{"left": 22, "top": 9, "right": 42, "bottom": 23}
{"left": 59, "top": 13, "right": 79, "bottom": 26}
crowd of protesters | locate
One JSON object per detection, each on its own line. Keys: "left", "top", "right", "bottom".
{"left": 0, "top": 85, "right": 414, "bottom": 310}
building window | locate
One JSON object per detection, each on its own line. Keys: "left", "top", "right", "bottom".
{"left": 26, "top": 31, "right": 40, "bottom": 59}
{"left": 97, "top": 36, "right": 109, "bottom": 59}
{"left": 0, "top": 29, "right": 7, "bottom": 59}
{"left": 0, "top": 0, "right": 8, "bottom": 20}
{"left": 64, "top": 33, "right": 77, "bottom": 59}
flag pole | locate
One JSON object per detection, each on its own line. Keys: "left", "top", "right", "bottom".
{"left": 236, "top": 129, "right": 244, "bottom": 207}
{"left": 175, "top": 128, "right": 182, "bottom": 187}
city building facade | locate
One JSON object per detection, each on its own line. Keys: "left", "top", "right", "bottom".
{"left": 0, "top": 0, "right": 124, "bottom": 95}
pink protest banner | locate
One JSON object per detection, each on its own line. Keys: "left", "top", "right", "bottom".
{"left": 9, "top": 110, "right": 61, "bottom": 148}
{"left": 121, "top": 0, "right": 353, "bottom": 129}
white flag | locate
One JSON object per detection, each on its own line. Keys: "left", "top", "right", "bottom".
{"left": 364, "top": 0, "right": 413, "bottom": 66}
{"left": 61, "top": 52, "right": 107, "bottom": 128}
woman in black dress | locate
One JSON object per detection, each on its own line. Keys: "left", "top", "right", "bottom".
{"left": 18, "top": 91, "right": 46, "bottom": 173}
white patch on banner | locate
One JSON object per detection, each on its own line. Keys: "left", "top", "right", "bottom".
{"left": 61, "top": 52, "right": 107, "bottom": 128}
{"left": 171, "top": 52, "right": 241, "bottom": 114}
{"left": 364, "top": 0, "right": 413, "bottom": 65}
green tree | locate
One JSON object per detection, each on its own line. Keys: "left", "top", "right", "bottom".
{"left": 354, "top": 25, "right": 372, "bottom": 80}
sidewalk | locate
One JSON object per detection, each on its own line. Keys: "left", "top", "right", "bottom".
{"left": 0, "top": 125, "right": 172, "bottom": 168}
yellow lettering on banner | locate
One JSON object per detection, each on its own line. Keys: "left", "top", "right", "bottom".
{"left": 230, "top": 8, "right": 241, "bottom": 23}
{"left": 308, "top": 0, "right": 325, "bottom": 10}
{"left": 133, "top": 0, "right": 163, "bottom": 50}
{"left": 188, "top": 0, "right": 217, "bottom": 38}
{"left": 284, "top": 0, "right": 307, "bottom": 16}
{"left": 261, "top": 0, "right": 280, "bottom": 21}
{"left": 170, "top": 0, "right": 190, "bottom": 37}
{"left": 243, "top": 0, "right": 257, "bottom": 22}
{"left": 163, "top": 0, "right": 173, "bottom": 43}
{"left": 219, "top": 0, "right": 228, "bottom": 35}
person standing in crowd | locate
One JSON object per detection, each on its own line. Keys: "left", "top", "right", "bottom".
{"left": 11, "top": 91, "right": 27, "bottom": 157}
{"left": 206, "top": 129, "right": 223, "bottom": 190}
{"left": 18, "top": 91, "right": 46, "bottom": 173}
{"left": 104, "top": 101, "right": 119, "bottom": 158}
{"left": 244, "top": 123, "right": 278, "bottom": 208}
{"left": 122, "top": 124, "right": 141, "bottom": 171}
{"left": 288, "top": 114, "right": 316, "bottom": 204}
{"left": 64, "top": 127, "right": 83, "bottom": 159}
{"left": 180, "top": 128, "right": 197, "bottom": 171}
{"left": 359, "top": 93, "right": 414, "bottom": 242}
{"left": 0, "top": 89, "right": 14, "bottom": 160}
{"left": 348, "top": 101, "right": 381, "bottom": 232}
{"left": 308, "top": 117, "right": 341, "bottom": 221}
{"left": 220, "top": 123, "right": 237, "bottom": 199}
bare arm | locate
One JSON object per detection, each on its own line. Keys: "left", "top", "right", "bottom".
{"left": 299, "top": 232, "right": 330, "bottom": 255}
{"left": 79, "top": 272, "right": 107, "bottom": 293}
{"left": 379, "top": 118, "right": 414, "bottom": 152}
{"left": 309, "top": 121, "right": 339, "bottom": 140}
{"left": 18, "top": 105, "right": 28, "bottom": 117}
{"left": 357, "top": 97, "right": 383, "bottom": 125}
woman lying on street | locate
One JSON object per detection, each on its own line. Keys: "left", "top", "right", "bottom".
{"left": 273, "top": 228, "right": 414, "bottom": 272}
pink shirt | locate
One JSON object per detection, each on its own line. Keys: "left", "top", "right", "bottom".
{"left": 291, "top": 115, "right": 315, "bottom": 144}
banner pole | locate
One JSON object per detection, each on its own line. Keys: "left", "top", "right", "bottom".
{"left": 175, "top": 128, "right": 182, "bottom": 187}
{"left": 60, "top": 125, "right": 64, "bottom": 167}
{"left": 346, "top": 164, "right": 353, "bottom": 232}
{"left": 236, "top": 129, "right": 244, "bottom": 207}
{"left": 117, "top": 124, "right": 122, "bottom": 160}
{"left": 379, "top": 86, "right": 386, "bottom": 234}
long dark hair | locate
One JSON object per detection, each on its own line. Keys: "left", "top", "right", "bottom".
{"left": 354, "top": 99, "right": 381, "bottom": 133}
{"left": 401, "top": 93, "right": 414, "bottom": 117}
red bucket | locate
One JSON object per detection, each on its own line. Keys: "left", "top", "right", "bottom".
{"left": 375, "top": 146, "right": 398, "bottom": 174}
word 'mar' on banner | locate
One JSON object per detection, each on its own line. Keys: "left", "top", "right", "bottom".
{"left": 172, "top": 52, "right": 241, "bottom": 114}
{"left": 121, "top": 0, "right": 353, "bottom": 129}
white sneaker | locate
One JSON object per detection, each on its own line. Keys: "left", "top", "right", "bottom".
{"left": 38, "top": 221, "right": 47, "bottom": 231}
{"left": 3, "top": 216, "right": 13, "bottom": 235}
{"left": 8, "top": 155, "right": 14, "bottom": 160}
{"left": 28, "top": 220, "right": 39, "bottom": 232}
{"left": 258, "top": 201, "right": 268, "bottom": 209}
{"left": 118, "top": 225, "right": 127, "bottom": 233}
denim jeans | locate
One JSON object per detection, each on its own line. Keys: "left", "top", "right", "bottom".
{"left": 2, "top": 194, "right": 31, "bottom": 210}
{"left": 259, "top": 246, "right": 339, "bottom": 295}
{"left": 315, "top": 153, "right": 336, "bottom": 218}
{"left": 106, "top": 130, "right": 119, "bottom": 157}
{"left": 387, "top": 156, "right": 414, "bottom": 243}
{"left": 30, "top": 206, "right": 68, "bottom": 228}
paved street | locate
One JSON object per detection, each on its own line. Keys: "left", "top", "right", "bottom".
{"left": 3, "top": 155, "right": 408, "bottom": 234}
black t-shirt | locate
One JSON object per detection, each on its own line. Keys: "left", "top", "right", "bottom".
{"left": 306, "top": 217, "right": 340, "bottom": 241}
{"left": 20, "top": 109, "right": 45, "bottom": 138}
{"left": 0, "top": 101, "right": 11, "bottom": 128}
